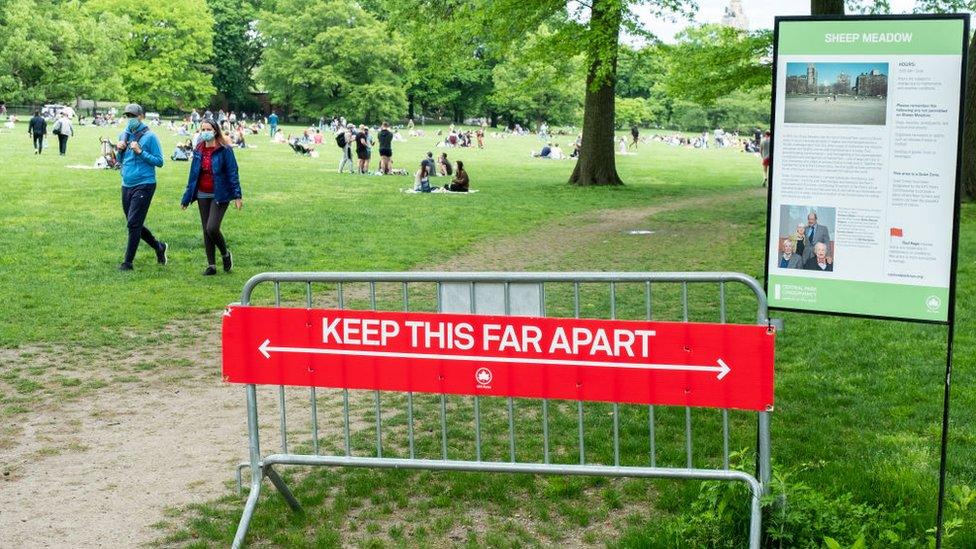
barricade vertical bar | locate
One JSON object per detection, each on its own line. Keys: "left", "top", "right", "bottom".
{"left": 649, "top": 406, "right": 656, "bottom": 467}
{"left": 578, "top": 401, "right": 585, "bottom": 464}
{"left": 723, "top": 411, "right": 730, "bottom": 470}
{"left": 508, "top": 398, "right": 516, "bottom": 463}
{"left": 504, "top": 282, "right": 515, "bottom": 463}
{"left": 474, "top": 396, "right": 482, "bottom": 461}
{"left": 682, "top": 282, "right": 689, "bottom": 468}
{"left": 403, "top": 281, "right": 415, "bottom": 459}
{"left": 574, "top": 282, "right": 584, "bottom": 465}
{"left": 374, "top": 391, "right": 383, "bottom": 458}
{"left": 274, "top": 282, "right": 287, "bottom": 454}
{"left": 469, "top": 283, "right": 481, "bottom": 461}
{"left": 759, "top": 412, "right": 771, "bottom": 491}
{"left": 609, "top": 281, "right": 616, "bottom": 320}
{"left": 682, "top": 282, "right": 689, "bottom": 321}
{"left": 542, "top": 400, "right": 550, "bottom": 464}
{"left": 540, "top": 283, "right": 550, "bottom": 465}
{"left": 342, "top": 390, "right": 351, "bottom": 456}
{"left": 719, "top": 282, "right": 728, "bottom": 470}
{"left": 440, "top": 394, "right": 448, "bottom": 459}
{"left": 370, "top": 284, "right": 381, "bottom": 457}
{"left": 646, "top": 280, "right": 655, "bottom": 467}
{"left": 306, "top": 283, "right": 319, "bottom": 455}
{"left": 338, "top": 282, "right": 350, "bottom": 457}
{"left": 407, "top": 392, "right": 415, "bottom": 459}
{"left": 613, "top": 403, "right": 620, "bottom": 466}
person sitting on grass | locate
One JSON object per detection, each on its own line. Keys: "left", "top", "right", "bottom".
{"left": 550, "top": 143, "right": 565, "bottom": 160}
{"left": 414, "top": 161, "right": 433, "bottom": 192}
{"left": 533, "top": 143, "right": 552, "bottom": 158}
{"left": 443, "top": 160, "right": 469, "bottom": 192}
{"left": 437, "top": 152, "right": 453, "bottom": 176}
{"left": 421, "top": 152, "right": 436, "bottom": 177}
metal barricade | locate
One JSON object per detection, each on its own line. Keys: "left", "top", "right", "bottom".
{"left": 230, "top": 272, "right": 773, "bottom": 548}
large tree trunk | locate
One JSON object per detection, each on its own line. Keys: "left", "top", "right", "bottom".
{"left": 963, "top": 35, "right": 976, "bottom": 200}
{"left": 569, "top": 0, "right": 623, "bottom": 186}
{"left": 810, "top": 0, "right": 844, "bottom": 15}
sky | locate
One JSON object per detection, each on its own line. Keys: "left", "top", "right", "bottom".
{"left": 785, "top": 62, "right": 889, "bottom": 82}
{"left": 634, "top": 0, "right": 923, "bottom": 43}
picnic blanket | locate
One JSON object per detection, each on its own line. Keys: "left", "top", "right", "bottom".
{"left": 400, "top": 188, "right": 479, "bottom": 194}
{"left": 66, "top": 164, "right": 103, "bottom": 170}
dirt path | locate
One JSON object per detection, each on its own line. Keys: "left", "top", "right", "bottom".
{"left": 0, "top": 187, "right": 762, "bottom": 548}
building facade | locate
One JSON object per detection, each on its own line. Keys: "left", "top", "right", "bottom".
{"left": 855, "top": 69, "right": 888, "bottom": 97}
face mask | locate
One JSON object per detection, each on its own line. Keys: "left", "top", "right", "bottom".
{"left": 200, "top": 130, "right": 215, "bottom": 142}
{"left": 127, "top": 117, "right": 140, "bottom": 131}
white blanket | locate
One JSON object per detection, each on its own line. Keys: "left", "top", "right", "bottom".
{"left": 400, "top": 188, "right": 479, "bottom": 194}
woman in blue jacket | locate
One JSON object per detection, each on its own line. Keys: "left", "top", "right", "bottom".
{"left": 181, "top": 119, "right": 243, "bottom": 275}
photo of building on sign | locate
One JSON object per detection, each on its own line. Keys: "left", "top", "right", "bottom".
{"left": 783, "top": 62, "right": 889, "bottom": 125}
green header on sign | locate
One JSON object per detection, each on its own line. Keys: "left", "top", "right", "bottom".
{"left": 778, "top": 19, "right": 964, "bottom": 55}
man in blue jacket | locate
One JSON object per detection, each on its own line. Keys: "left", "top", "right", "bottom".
{"left": 116, "top": 103, "right": 168, "bottom": 271}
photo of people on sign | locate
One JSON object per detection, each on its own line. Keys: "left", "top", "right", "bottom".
{"left": 776, "top": 205, "right": 836, "bottom": 272}
{"left": 783, "top": 62, "right": 889, "bottom": 125}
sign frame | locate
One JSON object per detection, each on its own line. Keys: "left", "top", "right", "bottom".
{"left": 763, "top": 13, "right": 969, "bottom": 325}
{"left": 764, "top": 14, "right": 969, "bottom": 547}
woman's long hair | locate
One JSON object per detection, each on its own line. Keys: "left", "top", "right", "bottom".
{"left": 419, "top": 161, "right": 429, "bottom": 178}
{"left": 456, "top": 160, "right": 465, "bottom": 174}
{"left": 200, "top": 117, "right": 232, "bottom": 146}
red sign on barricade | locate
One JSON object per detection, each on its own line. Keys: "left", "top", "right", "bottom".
{"left": 222, "top": 306, "right": 775, "bottom": 411}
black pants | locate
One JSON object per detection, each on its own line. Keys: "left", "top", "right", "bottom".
{"left": 197, "top": 198, "right": 229, "bottom": 265}
{"left": 57, "top": 134, "right": 68, "bottom": 155}
{"left": 32, "top": 133, "right": 43, "bottom": 153}
{"left": 121, "top": 185, "right": 161, "bottom": 264}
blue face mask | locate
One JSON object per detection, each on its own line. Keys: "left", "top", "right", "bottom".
{"left": 200, "top": 130, "right": 215, "bottom": 142}
{"left": 126, "top": 117, "right": 140, "bottom": 131}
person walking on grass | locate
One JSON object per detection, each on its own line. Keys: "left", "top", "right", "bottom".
{"left": 116, "top": 103, "right": 168, "bottom": 271}
{"left": 268, "top": 111, "right": 279, "bottom": 137}
{"left": 181, "top": 119, "right": 243, "bottom": 275}
{"left": 28, "top": 110, "right": 46, "bottom": 154}
{"left": 53, "top": 112, "right": 73, "bottom": 156}
{"left": 760, "top": 130, "right": 771, "bottom": 187}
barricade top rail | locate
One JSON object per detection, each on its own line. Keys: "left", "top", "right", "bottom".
{"left": 242, "top": 271, "right": 768, "bottom": 318}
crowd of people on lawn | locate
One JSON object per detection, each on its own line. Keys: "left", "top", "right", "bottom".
{"left": 10, "top": 99, "right": 776, "bottom": 271}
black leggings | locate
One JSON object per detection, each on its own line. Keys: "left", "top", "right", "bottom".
{"left": 197, "top": 198, "right": 229, "bottom": 265}
{"left": 32, "top": 133, "right": 44, "bottom": 153}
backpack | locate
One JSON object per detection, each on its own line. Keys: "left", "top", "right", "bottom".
{"left": 335, "top": 132, "right": 346, "bottom": 148}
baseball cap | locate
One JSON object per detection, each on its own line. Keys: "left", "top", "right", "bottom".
{"left": 123, "top": 103, "right": 144, "bottom": 117}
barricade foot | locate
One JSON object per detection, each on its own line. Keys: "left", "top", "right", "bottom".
{"left": 265, "top": 464, "right": 304, "bottom": 514}
{"left": 232, "top": 477, "right": 263, "bottom": 549}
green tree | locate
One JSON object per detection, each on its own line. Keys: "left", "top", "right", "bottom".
{"left": 0, "top": 0, "right": 124, "bottom": 104}
{"left": 207, "top": 0, "right": 263, "bottom": 110}
{"left": 89, "top": 0, "right": 216, "bottom": 110}
{"left": 257, "top": 0, "right": 408, "bottom": 122}
{"left": 662, "top": 24, "right": 772, "bottom": 107}
{"left": 392, "top": 0, "right": 696, "bottom": 186}
{"left": 489, "top": 28, "right": 584, "bottom": 128}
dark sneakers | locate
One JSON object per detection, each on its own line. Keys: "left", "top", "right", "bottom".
{"left": 119, "top": 262, "right": 134, "bottom": 271}
{"left": 156, "top": 242, "right": 168, "bottom": 265}
{"left": 222, "top": 251, "right": 233, "bottom": 273}
{"left": 203, "top": 266, "right": 218, "bottom": 276}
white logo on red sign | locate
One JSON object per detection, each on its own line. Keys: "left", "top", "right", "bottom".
{"left": 475, "top": 367, "right": 493, "bottom": 388}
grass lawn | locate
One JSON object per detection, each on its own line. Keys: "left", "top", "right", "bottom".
{"left": 1, "top": 121, "right": 974, "bottom": 547}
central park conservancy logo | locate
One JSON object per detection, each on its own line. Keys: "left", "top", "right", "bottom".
{"left": 925, "top": 295, "right": 942, "bottom": 313}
